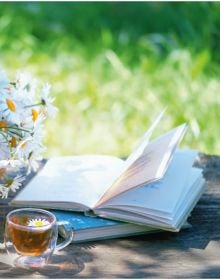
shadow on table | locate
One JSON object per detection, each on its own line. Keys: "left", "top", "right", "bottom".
{"left": 1, "top": 225, "right": 220, "bottom": 278}
{"left": 0, "top": 243, "right": 95, "bottom": 278}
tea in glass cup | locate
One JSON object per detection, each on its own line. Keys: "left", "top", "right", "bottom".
{"left": 5, "top": 208, "right": 74, "bottom": 268}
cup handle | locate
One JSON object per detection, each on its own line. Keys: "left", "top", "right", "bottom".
{"left": 55, "top": 221, "right": 74, "bottom": 251}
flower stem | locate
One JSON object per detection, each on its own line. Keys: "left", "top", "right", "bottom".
{"left": 24, "top": 102, "right": 42, "bottom": 108}
{"left": 0, "top": 131, "right": 10, "bottom": 145}
{"left": 0, "top": 126, "right": 32, "bottom": 133}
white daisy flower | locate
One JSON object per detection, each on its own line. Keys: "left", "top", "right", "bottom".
{"left": 0, "top": 185, "right": 9, "bottom": 199}
{"left": 27, "top": 218, "right": 50, "bottom": 227}
{"left": 8, "top": 175, "right": 25, "bottom": 192}
{"left": 21, "top": 109, "right": 45, "bottom": 132}
{"left": 33, "top": 116, "right": 45, "bottom": 141}
{"left": 15, "top": 71, "right": 36, "bottom": 92}
{"left": 1, "top": 175, "right": 25, "bottom": 195}
{"left": 0, "top": 95, "right": 22, "bottom": 125}
{"left": 26, "top": 149, "right": 44, "bottom": 174}
{"left": 40, "top": 83, "right": 58, "bottom": 117}
{"left": 15, "top": 137, "right": 42, "bottom": 160}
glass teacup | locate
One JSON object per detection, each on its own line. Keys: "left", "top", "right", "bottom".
{"left": 4, "top": 208, "right": 74, "bottom": 268}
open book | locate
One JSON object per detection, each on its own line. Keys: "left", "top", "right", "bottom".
{"left": 11, "top": 114, "right": 205, "bottom": 231}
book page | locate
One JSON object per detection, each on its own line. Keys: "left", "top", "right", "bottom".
{"left": 11, "top": 155, "right": 125, "bottom": 209}
{"left": 95, "top": 124, "right": 187, "bottom": 207}
{"left": 122, "top": 109, "right": 166, "bottom": 171}
{"left": 95, "top": 150, "right": 198, "bottom": 215}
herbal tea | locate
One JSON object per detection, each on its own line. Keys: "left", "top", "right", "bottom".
{"left": 5, "top": 208, "right": 73, "bottom": 269}
{"left": 9, "top": 216, "right": 52, "bottom": 256}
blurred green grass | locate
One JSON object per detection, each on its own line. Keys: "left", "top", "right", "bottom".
{"left": 0, "top": 2, "right": 220, "bottom": 157}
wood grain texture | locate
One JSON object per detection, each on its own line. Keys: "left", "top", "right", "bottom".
{"left": 1, "top": 153, "right": 220, "bottom": 278}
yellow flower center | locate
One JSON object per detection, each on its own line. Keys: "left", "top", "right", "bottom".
{"left": 6, "top": 98, "right": 16, "bottom": 112}
{"left": 0, "top": 121, "right": 7, "bottom": 130}
{"left": 34, "top": 221, "right": 44, "bottom": 227}
{"left": 5, "top": 178, "right": 13, "bottom": 187}
{"left": 0, "top": 168, "right": 6, "bottom": 178}
{"left": 20, "top": 141, "right": 27, "bottom": 149}
{"left": 31, "top": 109, "right": 38, "bottom": 122}
{"left": 11, "top": 137, "right": 17, "bottom": 148}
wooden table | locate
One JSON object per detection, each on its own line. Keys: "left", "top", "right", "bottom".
{"left": 1, "top": 153, "right": 220, "bottom": 278}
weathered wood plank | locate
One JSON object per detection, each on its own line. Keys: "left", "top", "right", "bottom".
{"left": 0, "top": 153, "right": 220, "bottom": 278}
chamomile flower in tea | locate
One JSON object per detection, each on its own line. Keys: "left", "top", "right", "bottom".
{"left": 27, "top": 218, "right": 50, "bottom": 227}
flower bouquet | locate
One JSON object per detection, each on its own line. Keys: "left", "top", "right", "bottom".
{"left": 0, "top": 70, "right": 57, "bottom": 199}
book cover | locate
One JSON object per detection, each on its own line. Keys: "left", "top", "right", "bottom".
{"left": 52, "top": 210, "right": 161, "bottom": 243}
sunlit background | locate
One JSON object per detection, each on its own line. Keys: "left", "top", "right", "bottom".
{"left": 0, "top": 2, "right": 220, "bottom": 157}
